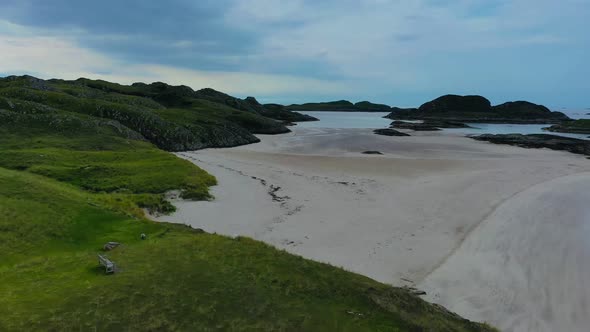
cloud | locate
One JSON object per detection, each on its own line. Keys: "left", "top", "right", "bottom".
{"left": 0, "top": 24, "right": 348, "bottom": 99}
{"left": 0, "top": 1, "right": 588, "bottom": 106}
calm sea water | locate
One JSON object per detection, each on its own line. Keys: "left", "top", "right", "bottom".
{"left": 298, "top": 111, "right": 589, "bottom": 140}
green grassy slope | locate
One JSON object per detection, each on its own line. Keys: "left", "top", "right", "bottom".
{"left": 0, "top": 168, "right": 495, "bottom": 331}
{"left": 0, "top": 76, "right": 291, "bottom": 151}
{"left": 0, "top": 75, "right": 496, "bottom": 331}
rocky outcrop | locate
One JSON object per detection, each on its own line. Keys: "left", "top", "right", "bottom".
{"left": 491, "top": 101, "right": 568, "bottom": 122}
{"left": 0, "top": 76, "right": 290, "bottom": 151}
{"left": 373, "top": 128, "right": 411, "bottom": 136}
{"left": 544, "top": 119, "right": 590, "bottom": 134}
{"left": 354, "top": 101, "right": 392, "bottom": 112}
{"left": 419, "top": 95, "right": 492, "bottom": 113}
{"left": 389, "top": 120, "right": 470, "bottom": 131}
{"left": 390, "top": 121, "right": 441, "bottom": 131}
{"left": 260, "top": 103, "right": 319, "bottom": 122}
{"left": 471, "top": 134, "right": 590, "bottom": 156}
{"left": 385, "top": 95, "right": 569, "bottom": 124}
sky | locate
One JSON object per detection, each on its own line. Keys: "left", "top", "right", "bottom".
{"left": 0, "top": 0, "right": 588, "bottom": 108}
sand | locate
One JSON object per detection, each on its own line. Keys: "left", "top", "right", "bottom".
{"left": 153, "top": 127, "right": 590, "bottom": 331}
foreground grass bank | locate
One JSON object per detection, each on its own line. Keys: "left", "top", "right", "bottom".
{"left": 0, "top": 74, "right": 496, "bottom": 331}
{"left": 0, "top": 168, "right": 495, "bottom": 331}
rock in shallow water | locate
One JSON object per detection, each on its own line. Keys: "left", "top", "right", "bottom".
{"left": 373, "top": 128, "right": 411, "bottom": 136}
{"left": 471, "top": 134, "right": 590, "bottom": 156}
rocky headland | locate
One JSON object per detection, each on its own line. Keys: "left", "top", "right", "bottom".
{"left": 385, "top": 95, "right": 569, "bottom": 124}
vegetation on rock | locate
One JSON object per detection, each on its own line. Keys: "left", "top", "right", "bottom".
{"left": 385, "top": 95, "right": 569, "bottom": 124}
{"left": 544, "top": 119, "right": 590, "bottom": 134}
{"left": 287, "top": 100, "right": 392, "bottom": 112}
{"left": 472, "top": 134, "right": 590, "bottom": 156}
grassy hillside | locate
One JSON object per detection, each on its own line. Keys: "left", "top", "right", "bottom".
{"left": 0, "top": 76, "right": 294, "bottom": 151}
{"left": 0, "top": 75, "right": 496, "bottom": 331}
{"left": 0, "top": 167, "right": 496, "bottom": 331}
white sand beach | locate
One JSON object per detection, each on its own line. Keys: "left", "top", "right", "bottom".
{"left": 153, "top": 127, "right": 590, "bottom": 331}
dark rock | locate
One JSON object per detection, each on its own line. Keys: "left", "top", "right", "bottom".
{"left": 384, "top": 95, "right": 569, "bottom": 124}
{"left": 390, "top": 121, "right": 441, "bottom": 131}
{"left": 419, "top": 94, "right": 491, "bottom": 113}
{"left": 373, "top": 128, "right": 411, "bottom": 136}
{"left": 391, "top": 120, "right": 470, "bottom": 131}
{"left": 471, "top": 134, "right": 590, "bottom": 156}
{"left": 244, "top": 96, "right": 261, "bottom": 106}
{"left": 354, "top": 101, "right": 392, "bottom": 112}
{"left": 362, "top": 151, "right": 383, "bottom": 155}
{"left": 261, "top": 103, "right": 319, "bottom": 122}
{"left": 423, "top": 120, "right": 471, "bottom": 128}
{"left": 492, "top": 101, "right": 569, "bottom": 121}
{"left": 389, "top": 107, "right": 418, "bottom": 113}
{"left": 544, "top": 119, "right": 590, "bottom": 134}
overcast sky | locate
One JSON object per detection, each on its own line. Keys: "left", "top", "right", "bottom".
{"left": 0, "top": 0, "right": 588, "bottom": 108}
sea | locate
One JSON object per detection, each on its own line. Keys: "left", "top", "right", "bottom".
{"left": 297, "top": 110, "right": 590, "bottom": 140}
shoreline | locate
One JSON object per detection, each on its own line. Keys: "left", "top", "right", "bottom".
{"left": 152, "top": 128, "right": 590, "bottom": 331}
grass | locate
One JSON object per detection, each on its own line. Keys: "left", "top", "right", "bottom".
{"left": 0, "top": 117, "right": 216, "bottom": 211}
{"left": 0, "top": 168, "right": 496, "bottom": 331}
{"left": 0, "top": 75, "right": 497, "bottom": 331}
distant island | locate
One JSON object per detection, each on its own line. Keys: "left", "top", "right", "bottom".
{"left": 385, "top": 95, "right": 569, "bottom": 124}
{"left": 284, "top": 95, "right": 570, "bottom": 125}
{"left": 286, "top": 100, "right": 392, "bottom": 112}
